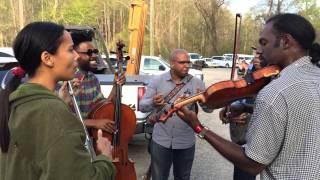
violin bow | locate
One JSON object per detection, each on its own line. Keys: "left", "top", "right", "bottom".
{"left": 223, "top": 13, "right": 242, "bottom": 124}
{"left": 230, "top": 13, "right": 242, "bottom": 80}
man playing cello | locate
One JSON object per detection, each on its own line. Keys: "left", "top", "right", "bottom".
{"left": 58, "top": 31, "right": 125, "bottom": 134}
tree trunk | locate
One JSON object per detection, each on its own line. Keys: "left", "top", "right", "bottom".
{"left": 120, "top": 8, "right": 123, "bottom": 31}
{"left": 178, "top": 0, "right": 182, "bottom": 48}
{"left": 9, "top": 0, "right": 17, "bottom": 33}
{"left": 150, "top": 0, "right": 155, "bottom": 55}
{"left": 18, "top": 0, "right": 24, "bottom": 30}
{"left": 41, "top": 0, "right": 44, "bottom": 21}
{"left": 52, "top": 0, "right": 59, "bottom": 21}
{"left": 243, "top": 26, "right": 248, "bottom": 53}
{"left": 211, "top": 12, "right": 218, "bottom": 54}
{"left": 107, "top": 5, "right": 111, "bottom": 42}
{"left": 178, "top": 14, "right": 181, "bottom": 48}
{"left": 0, "top": 32, "right": 3, "bottom": 47}
{"left": 103, "top": 2, "right": 108, "bottom": 44}
{"left": 268, "top": 0, "right": 274, "bottom": 16}
{"left": 113, "top": 8, "right": 116, "bottom": 42}
{"left": 168, "top": 0, "right": 174, "bottom": 47}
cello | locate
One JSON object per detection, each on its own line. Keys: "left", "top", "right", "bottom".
{"left": 88, "top": 41, "right": 137, "bottom": 180}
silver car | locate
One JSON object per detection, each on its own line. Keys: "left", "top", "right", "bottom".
{"left": 206, "top": 56, "right": 233, "bottom": 68}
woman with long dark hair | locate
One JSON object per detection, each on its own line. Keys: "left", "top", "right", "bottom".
{"left": 0, "top": 22, "right": 115, "bottom": 180}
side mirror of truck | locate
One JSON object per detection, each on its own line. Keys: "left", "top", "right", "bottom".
{"left": 159, "top": 65, "right": 166, "bottom": 71}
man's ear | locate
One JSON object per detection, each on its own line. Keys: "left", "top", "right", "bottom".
{"left": 280, "top": 34, "right": 292, "bottom": 50}
{"left": 40, "top": 51, "right": 54, "bottom": 68}
{"left": 170, "top": 61, "right": 174, "bottom": 68}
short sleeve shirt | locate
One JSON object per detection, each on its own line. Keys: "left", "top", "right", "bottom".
{"left": 244, "top": 56, "right": 320, "bottom": 179}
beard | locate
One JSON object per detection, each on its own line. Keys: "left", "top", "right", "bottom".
{"left": 78, "top": 57, "right": 98, "bottom": 72}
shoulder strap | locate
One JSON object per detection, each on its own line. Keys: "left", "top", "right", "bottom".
{"left": 163, "top": 75, "right": 193, "bottom": 103}
{"left": 146, "top": 75, "right": 193, "bottom": 123}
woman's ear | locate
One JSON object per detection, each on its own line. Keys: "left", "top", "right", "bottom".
{"left": 41, "top": 51, "right": 54, "bottom": 68}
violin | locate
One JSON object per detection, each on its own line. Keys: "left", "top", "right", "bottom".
{"left": 158, "top": 65, "right": 281, "bottom": 122}
{"left": 88, "top": 41, "right": 137, "bottom": 180}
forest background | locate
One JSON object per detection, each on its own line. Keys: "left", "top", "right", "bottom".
{"left": 0, "top": 0, "right": 319, "bottom": 58}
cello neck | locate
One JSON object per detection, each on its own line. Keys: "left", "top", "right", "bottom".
{"left": 113, "top": 41, "right": 125, "bottom": 146}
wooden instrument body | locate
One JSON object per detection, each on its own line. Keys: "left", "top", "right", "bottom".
{"left": 89, "top": 100, "right": 137, "bottom": 180}
{"left": 88, "top": 41, "right": 137, "bottom": 180}
{"left": 159, "top": 65, "right": 280, "bottom": 122}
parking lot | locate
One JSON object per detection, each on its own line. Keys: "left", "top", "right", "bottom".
{"left": 128, "top": 68, "right": 238, "bottom": 180}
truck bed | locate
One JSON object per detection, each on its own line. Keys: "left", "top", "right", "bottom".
{"left": 96, "top": 74, "right": 152, "bottom": 134}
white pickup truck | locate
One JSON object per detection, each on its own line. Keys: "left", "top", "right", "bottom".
{"left": 139, "top": 56, "right": 203, "bottom": 80}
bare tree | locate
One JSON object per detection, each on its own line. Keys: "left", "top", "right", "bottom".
{"left": 194, "top": 0, "right": 225, "bottom": 54}
{"left": 18, "top": 0, "right": 25, "bottom": 30}
{"left": 9, "top": 0, "right": 17, "bottom": 33}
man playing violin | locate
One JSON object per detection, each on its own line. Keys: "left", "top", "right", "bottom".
{"left": 140, "top": 49, "right": 212, "bottom": 180}
{"left": 219, "top": 49, "right": 265, "bottom": 180}
{"left": 59, "top": 31, "right": 125, "bottom": 134}
{"left": 177, "top": 13, "right": 320, "bottom": 179}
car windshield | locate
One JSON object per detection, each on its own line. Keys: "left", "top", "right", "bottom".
{"left": 0, "top": 52, "right": 14, "bottom": 58}
{"left": 159, "top": 57, "right": 170, "bottom": 67}
{"left": 190, "top": 54, "right": 200, "bottom": 59}
{"left": 225, "top": 57, "right": 232, "bottom": 61}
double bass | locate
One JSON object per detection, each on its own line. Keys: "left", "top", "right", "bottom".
{"left": 88, "top": 41, "right": 137, "bottom": 180}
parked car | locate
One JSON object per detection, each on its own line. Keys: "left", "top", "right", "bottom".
{"left": 204, "top": 57, "right": 217, "bottom": 68}
{"left": 107, "top": 54, "right": 128, "bottom": 71}
{"left": 139, "top": 56, "right": 204, "bottom": 80}
{"left": 202, "top": 58, "right": 212, "bottom": 68}
{"left": 238, "top": 55, "right": 254, "bottom": 64}
{"left": 207, "top": 56, "right": 233, "bottom": 68}
{"left": 188, "top": 53, "right": 205, "bottom": 68}
{"left": 0, "top": 47, "right": 19, "bottom": 81}
{"left": 222, "top": 53, "right": 254, "bottom": 65}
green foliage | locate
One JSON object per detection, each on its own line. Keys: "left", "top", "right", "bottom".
{"left": 60, "top": 0, "right": 100, "bottom": 25}
{"left": 1, "top": 0, "right": 320, "bottom": 55}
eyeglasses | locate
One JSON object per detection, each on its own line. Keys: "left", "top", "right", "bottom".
{"left": 77, "top": 49, "right": 99, "bottom": 56}
{"left": 174, "top": 60, "right": 192, "bottom": 65}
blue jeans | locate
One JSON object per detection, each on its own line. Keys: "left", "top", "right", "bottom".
{"left": 151, "top": 140, "right": 195, "bottom": 180}
{"left": 233, "top": 166, "right": 256, "bottom": 180}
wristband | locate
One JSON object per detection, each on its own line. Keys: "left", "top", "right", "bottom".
{"left": 198, "top": 126, "right": 209, "bottom": 139}
{"left": 194, "top": 124, "right": 203, "bottom": 134}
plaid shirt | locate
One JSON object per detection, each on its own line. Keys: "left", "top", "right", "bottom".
{"left": 72, "top": 70, "right": 104, "bottom": 119}
{"left": 244, "top": 56, "right": 320, "bottom": 179}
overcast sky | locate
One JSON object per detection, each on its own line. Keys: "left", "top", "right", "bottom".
{"left": 227, "top": 0, "right": 320, "bottom": 15}
{"left": 227, "top": 0, "right": 260, "bottom": 14}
